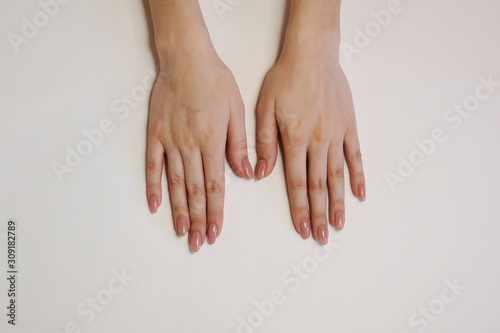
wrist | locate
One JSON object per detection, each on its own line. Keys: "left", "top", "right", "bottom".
{"left": 149, "top": 0, "right": 216, "bottom": 67}
{"left": 280, "top": 33, "right": 340, "bottom": 67}
{"left": 155, "top": 31, "right": 216, "bottom": 70}
{"left": 281, "top": 0, "right": 341, "bottom": 63}
{"left": 281, "top": 31, "right": 340, "bottom": 58}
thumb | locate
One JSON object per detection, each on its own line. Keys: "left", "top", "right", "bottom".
{"left": 226, "top": 98, "right": 253, "bottom": 179}
{"left": 255, "top": 97, "right": 278, "bottom": 180}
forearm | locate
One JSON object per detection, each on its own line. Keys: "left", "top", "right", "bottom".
{"left": 282, "top": 0, "right": 341, "bottom": 62}
{"left": 148, "top": 0, "right": 215, "bottom": 68}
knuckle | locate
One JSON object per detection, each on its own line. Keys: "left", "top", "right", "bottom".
{"left": 232, "top": 99, "right": 245, "bottom": 115}
{"left": 179, "top": 129, "right": 196, "bottom": 152}
{"left": 288, "top": 130, "right": 305, "bottom": 145}
{"left": 147, "top": 160, "right": 160, "bottom": 172}
{"left": 146, "top": 183, "right": 160, "bottom": 193}
{"left": 309, "top": 177, "right": 327, "bottom": 191}
{"left": 187, "top": 183, "right": 204, "bottom": 197}
{"left": 290, "top": 177, "right": 307, "bottom": 191}
{"left": 328, "top": 166, "right": 344, "bottom": 180}
{"left": 257, "top": 130, "right": 275, "bottom": 150}
{"left": 189, "top": 216, "right": 206, "bottom": 227}
{"left": 347, "top": 150, "right": 363, "bottom": 162}
{"left": 169, "top": 175, "right": 185, "bottom": 188}
{"left": 351, "top": 171, "right": 365, "bottom": 182}
{"left": 280, "top": 120, "right": 304, "bottom": 146}
{"left": 256, "top": 103, "right": 271, "bottom": 117}
{"left": 207, "top": 211, "right": 223, "bottom": 225}
{"left": 256, "top": 141, "right": 276, "bottom": 154}
{"left": 292, "top": 210, "right": 309, "bottom": 223}
{"left": 206, "top": 180, "right": 224, "bottom": 195}
{"left": 311, "top": 213, "right": 328, "bottom": 223}
{"left": 149, "top": 121, "right": 164, "bottom": 137}
{"left": 230, "top": 138, "right": 248, "bottom": 152}
{"left": 330, "top": 199, "right": 345, "bottom": 210}
{"left": 172, "top": 204, "right": 188, "bottom": 214}
{"left": 312, "top": 126, "right": 330, "bottom": 145}
{"left": 201, "top": 130, "right": 219, "bottom": 148}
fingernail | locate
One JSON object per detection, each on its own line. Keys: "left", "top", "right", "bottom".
{"left": 242, "top": 159, "right": 254, "bottom": 179}
{"left": 176, "top": 216, "right": 188, "bottom": 236}
{"left": 207, "top": 223, "right": 218, "bottom": 244}
{"left": 299, "top": 219, "right": 310, "bottom": 239}
{"left": 255, "top": 159, "right": 267, "bottom": 180}
{"left": 358, "top": 184, "right": 366, "bottom": 201}
{"left": 149, "top": 195, "right": 159, "bottom": 213}
{"left": 190, "top": 231, "right": 202, "bottom": 252}
{"left": 317, "top": 225, "right": 329, "bottom": 245}
{"left": 336, "top": 210, "right": 345, "bottom": 230}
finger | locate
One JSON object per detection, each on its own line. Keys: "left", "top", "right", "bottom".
{"left": 146, "top": 138, "right": 165, "bottom": 213}
{"left": 327, "top": 141, "right": 346, "bottom": 231}
{"left": 283, "top": 141, "right": 310, "bottom": 239}
{"left": 344, "top": 128, "right": 366, "bottom": 201}
{"left": 307, "top": 146, "right": 329, "bottom": 245}
{"left": 227, "top": 96, "right": 253, "bottom": 179}
{"left": 255, "top": 96, "right": 278, "bottom": 180}
{"left": 165, "top": 148, "right": 190, "bottom": 237}
{"left": 201, "top": 147, "right": 226, "bottom": 245}
{"left": 181, "top": 149, "right": 207, "bottom": 252}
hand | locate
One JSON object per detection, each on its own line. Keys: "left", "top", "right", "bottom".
{"left": 255, "top": 41, "right": 366, "bottom": 244}
{"left": 146, "top": 21, "right": 252, "bottom": 252}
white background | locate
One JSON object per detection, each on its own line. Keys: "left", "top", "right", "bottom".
{"left": 1, "top": 0, "right": 500, "bottom": 332}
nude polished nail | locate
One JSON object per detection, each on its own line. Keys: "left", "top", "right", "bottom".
{"left": 299, "top": 219, "right": 310, "bottom": 239}
{"left": 336, "top": 210, "right": 345, "bottom": 230}
{"left": 208, "top": 223, "right": 218, "bottom": 244}
{"left": 358, "top": 184, "right": 366, "bottom": 201}
{"left": 255, "top": 159, "right": 266, "bottom": 180}
{"left": 149, "top": 195, "right": 159, "bottom": 213}
{"left": 242, "top": 159, "right": 254, "bottom": 179}
{"left": 317, "top": 225, "right": 329, "bottom": 245}
{"left": 190, "top": 231, "right": 202, "bottom": 252}
{"left": 176, "top": 216, "right": 188, "bottom": 236}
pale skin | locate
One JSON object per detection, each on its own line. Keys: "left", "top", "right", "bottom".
{"left": 146, "top": 0, "right": 366, "bottom": 252}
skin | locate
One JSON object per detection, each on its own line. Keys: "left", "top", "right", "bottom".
{"left": 146, "top": 0, "right": 253, "bottom": 252}
{"left": 255, "top": 0, "right": 366, "bottom": 244}
{"left": 146, "top": 0, "right": 366, "bottom": 251}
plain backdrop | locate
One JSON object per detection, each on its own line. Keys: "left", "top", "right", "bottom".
{"left": 1, "top": 0, "right": 499, "bottom": 332}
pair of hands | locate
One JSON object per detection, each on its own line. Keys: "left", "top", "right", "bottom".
{"left": 146, "top": 3, "right": 365, "bottom": 253}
